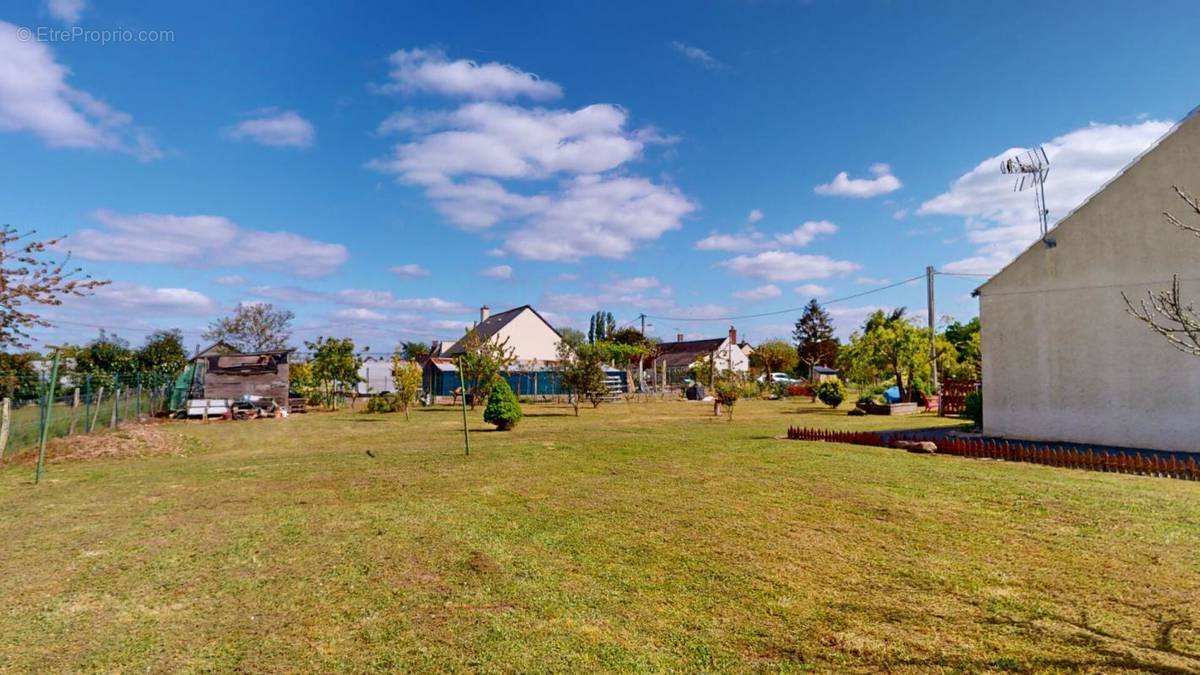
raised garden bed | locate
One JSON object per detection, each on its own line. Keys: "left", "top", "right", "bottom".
{"left": 858, "top": 401, "right": 921, "bottom": 416}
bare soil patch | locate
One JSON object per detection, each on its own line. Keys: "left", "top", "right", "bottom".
{"left": 7, "top": 421, "right": 186, "bottom": 465}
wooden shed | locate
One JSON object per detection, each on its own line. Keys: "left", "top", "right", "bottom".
{"left": 201, "top": 349, "right": 292, "bottom": 408}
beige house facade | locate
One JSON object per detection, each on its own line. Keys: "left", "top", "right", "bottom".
{"left": 443, "top": 305, "right": 562, "bottom": 364}
{"left": 977, "top": 109, "right": 1200, "bottom": 452}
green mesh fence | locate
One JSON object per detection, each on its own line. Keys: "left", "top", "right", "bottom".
{"left": 0, "top": 370, "right": 176, "bottom": 461}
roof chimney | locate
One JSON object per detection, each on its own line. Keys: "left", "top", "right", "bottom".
{"left": 480, "top": 305, "right": 490, "bottom": 323}
{"left": 729, "top": 325, "right": 737, "bottom": 345}
{"left": 677, "top": 333, "right": 684, "bottom": 342}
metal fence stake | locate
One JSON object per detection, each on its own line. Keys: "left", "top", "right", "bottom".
{"left": 35, "top": 349, "right": 61, "bottom": 484}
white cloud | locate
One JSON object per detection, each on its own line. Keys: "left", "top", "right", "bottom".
{"left": 90, "top": 282, "right": 216, "bottom": 315}
{"left": 376, "top": 47, "right": 561, "bottom": 101}
{"left": 775, "top": 220, "right": 838, "bottom": 247}
{"left": 815, "top": 163, "right": 902, "bottom": 198}
{"left": 214, "top": 275, "right": 245, "bottom": 286}
{"left": 694, "top": 231, "right": 765, "bottom": 252}
{"left": 606, "top": 276, "right": 663, "bottom": 295}
{"left": 371, "top": 102, "right": 646, "bottom": 187}
{"left": 332, "top": 307, "right": 388, "bottom": 322}
{"left": 332, "top": 289, "right": 467, "bottom": 314}
{"left": 389, "top": 263, "right": 430, "bottom": 278}
{"left": 481, "top": 264, "right": 512, "bottom": 279}
{"left": 794, "top": 284, "right": 830, "bottom": 297}
{"left": 0, "top": 22, "right": 159, "bottom": 159}
{"left": 225, "top": 109, "right": 315, "bottom": 148}
{"left": 485, "top": 247, "right": 505, "bottom": 257}
{"left": 733, "top": 284, "right": 781, "bottom": 301}
{"left": 369, "top": 89, "right": 691, "bottom": 261}
{"left": 670, "top": 41, "right": 723, "bottom": 70}
{"left": 542, "top": 292, "right": 599, "bottom": 313}
{"left": 920, "top": 119, "right": 1174, "bottom": 274}
{"left": 69, "top": 210, "right": 348, "bottom": 277}
{"left": 248, "top": 285, "right": 327, "bottom": 304}
{"left": 855, "top": 276, "right": 891, "bottom": 285}
{"left": 747, "top": 208, "right": 764, "bottom": 223}
{"left": 502, "top": 175, "right": 695, "bottom": 261}
{"left": 695, "top": 219, "right": 837, "bottom": 252}
{"left": 46, "top": 0, "right": 85, "bottom": 24}
{"left": 719, "top": 250, "right": 860, "bottom": 281}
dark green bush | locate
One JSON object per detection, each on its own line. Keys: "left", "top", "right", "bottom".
{"left": 815, "top": 378, "right": 846, "bottom": 408}
{"left": 483, "top": 378, "right": 522, "bottom": 430}
{"left": 365, "top": 394, "right": 396, "bottom": 413}
{"left": 963, "top": 391, "right": 982, "bottom": 426}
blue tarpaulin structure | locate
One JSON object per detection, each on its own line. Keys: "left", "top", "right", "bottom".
{"left": 423, "top": 358, "right": 626, "bottom": 398}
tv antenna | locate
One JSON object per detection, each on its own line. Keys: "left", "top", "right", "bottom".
{"left": 1001, "top": 147, "right": 1054, "bottom": 247}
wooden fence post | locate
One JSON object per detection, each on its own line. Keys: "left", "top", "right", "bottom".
{"left": 68, "top": 388, "right": 81, "bottom": 435}
{"left": 0, "top": 397, "right": 10, "bottom": 460}
{"left": 89, "top": 387, "right": 104, "bottom": 432}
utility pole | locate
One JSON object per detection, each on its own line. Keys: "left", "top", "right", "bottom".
{"left": 926, "top": 266, "right": 938, "bottom": 401}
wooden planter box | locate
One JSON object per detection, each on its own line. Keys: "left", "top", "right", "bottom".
{"left": 859, "top": 401, "right": 921, "bottom": 416}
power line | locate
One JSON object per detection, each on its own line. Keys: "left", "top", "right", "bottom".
{"left": 642, "top": 274, "right": 926, "bottom": 323}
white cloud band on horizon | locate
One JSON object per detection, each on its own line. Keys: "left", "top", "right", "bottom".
{"left": 67, "top": 210, "right": 349, "bottom": 277}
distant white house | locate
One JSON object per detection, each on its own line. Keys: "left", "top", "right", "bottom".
{"left": 651, "top": 326, "right": 750, "bottom": 384}
{"left": 442, "top": 305, "right": 563, "bottom": 364}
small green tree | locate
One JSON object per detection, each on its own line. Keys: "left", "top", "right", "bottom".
{"left": 555, "top": 341, "right": 608, "bottom": 416}
{"left": 399, "top": 341, "right": 432, "bottom": 363}
{"left": 68, "top": 331, "right": 135, "bottom": 388}
{"left": 587, "top": 310, "right": 616, "bottom": 344}
{"left": 304, "top": 336, "right": 365, "bottom": 409}
{"left": 815, "top": 378, "right": 846, "bottom": 408}
{"left": 454, "top": 328, "right": 516, "bottom": 409}
{"left": 712, "top": 371, "right": 745, "bottom": 420}
{"left": 750, "top": 339, "right": 798, "bottom": 377}
{"left": 392, "top": 357, "right": 423, "bottom": 420}
{"left": 136, "top": 329, "right": 188, "bottom": 381}
{"left": 0, "top": 351, "right": 40, "bottom": 400}
{"left": 483, "top": 378, "right": 522, "bottom": 430}
{"left": 557, "top": 327, "right": 586, "bottom": 350}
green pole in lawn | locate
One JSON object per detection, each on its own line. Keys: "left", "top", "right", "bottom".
{"left": 457, "top": 358, "right": 470, "bottom": 456}
{"left": 35, "top": 348, "right": 61, "bottom": 484}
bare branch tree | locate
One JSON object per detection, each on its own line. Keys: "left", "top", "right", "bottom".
{"left": 0, "top": 226, "right": 109, "bottom": 349}
{"left": 1122, "top": 186, "right": 1200, "bottom": 355}
{"left": 1162, "top": 185, "right": 1200, "bottom": 238}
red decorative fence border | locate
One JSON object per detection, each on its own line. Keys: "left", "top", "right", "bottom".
{"left": 784, "top": 427, "right": 1200, "bottom": 481}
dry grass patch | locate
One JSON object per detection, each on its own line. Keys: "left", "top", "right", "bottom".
{"left": 0, "top": 399, "right": 1198, "bottom": 672}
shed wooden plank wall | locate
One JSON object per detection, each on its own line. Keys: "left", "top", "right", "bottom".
{"left": 202, "top": 363, "right": 289, "bottom": 408}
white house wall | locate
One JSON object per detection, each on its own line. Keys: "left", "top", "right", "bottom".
{"left": 713, "top": 338, "right": 750, "bottom": 373}
{"left": 493, "top": 309, "right": 561, "bottom": 363}
{"left": 979, "top": 111, "right": 1200, "bottom": 452}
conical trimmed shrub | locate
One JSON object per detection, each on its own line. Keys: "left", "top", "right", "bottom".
{"left": 483, "top": 378, "right": 522, "bottom": 431}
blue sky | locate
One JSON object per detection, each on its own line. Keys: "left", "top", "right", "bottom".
{"left": 3, "top": 0, "right": 1200, "bottom": 351}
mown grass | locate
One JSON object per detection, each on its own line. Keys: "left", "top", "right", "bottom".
{"left": 0, "top": 398, "right": 1198, "bottom": 673}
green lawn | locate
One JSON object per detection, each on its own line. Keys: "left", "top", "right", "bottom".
{"left": 1, "top": 398, "right": 1198, "bottom": 673}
